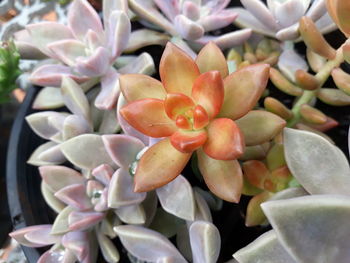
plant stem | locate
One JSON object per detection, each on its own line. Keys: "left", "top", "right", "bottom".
{"left": 287, "top": 47, "right": 344, "bottom": 127}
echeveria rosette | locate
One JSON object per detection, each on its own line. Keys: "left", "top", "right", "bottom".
{"left": 128, "top": 0, "right": 252, "bottom": 52}
{"left": 232, "top": 0, "right": 336, "bottom": 41}
{"left": 15, "top": 0, "right": 133, "bottom": 110}
{"left": 119, "top": 41, "right": 284, "bottom": 202}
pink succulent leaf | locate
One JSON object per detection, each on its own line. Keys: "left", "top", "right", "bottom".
{"left": 9, "top": 225, "right": 55, "bottom": 247}
{"left": 103, "top": 0, "right": 128, "bottom": 29}
{"left": 51, "top": 206, "right": 74, "bottom": 235}
{"left": 38, "top": 143, "right": 66, "bottom": 164}
{"left": 62, "top": 115, "right": 93, "bottom": 141}
{"left": 41, "top": 181, "right": 66, "bottom": 214}
{"left": 194, "top": 28, "right": 252, "bottom": 50}
{"left": 68, "top": 0, "right": 103, "bottom": 40}
{"left": 108, "top": 168, "right": 146, "bottom": 208}
{"left": 203, "top": 0, "right": 230, "bottom": 13}
{"left": 117, "top": 53, "right": 155, "bottom": 75}
{"left": 68, "top": 211, "right": 105, "bottom": 231}
{"left": 55, "top": 184, "right": 93, "bottom": 210}
{"left": 102, "top": 134, "right": 145, "bottom": 168}
{"left": 189, "top": 221, "right": 221, "bottom": 263}
{"left": 85, "top": 29, "right": 104, "bottom": 51}
{"left": 32, "top": 87, "right": 65, "bottom": 110}
{"left": 275, "top": 23, "right": 300, "bottom": 41}
{"left": 154, "top": 0, "right": 181, "bottom": 21}
{"left": 62, "top": 231, "right": 90, "bottom": 261}
{"left": 38, "top": 248, "right": 77, "bottom": 263}
{"left": 75, "top": 47, "right": 111, "bottom": 77}
{"left": 39, "top": 165, "right": 84, "bottom": 193}
{"left": 95, "top": 68, "right": 120, "bottom": 110}
{"left": 47, "top": 39, "right": 86, "bottom": 67}
{"left": 274, "top": 0, "right": 307, "bottom": 28}
{"left": 94, "top": 188, "right": 109, "bottom": 212}
{"left": 115, "top": 204, "right": 146, "bottom": 224}
{"left": 24, "top": 225, "right": 61, "bottom": 246}
{"left": 61, "top": 77, "right": 91, "bottom": 121}
{"left": 174, "top": 15, "right": 205, "bottom": 41}
{"left": 28, "top": 142, "right": 64, "bottom": 166}
{"left": 26, "top": 22, "right": 74, "bottom": 57}
{"left": 182, "top": 1, "right": 200, "bottom": 21}
{"left": 96, "top": 230, "right": 120, "bottom": 263}
{"left": 92, "top": 164, "right": 114, "bottom": 186}
{"left": 30, "top": 64, "right": 88, "bottom": 87}
{"left": 87, "top": 180, "right": 105, "bottom": 199}
{"left": 25, "top": 111, "right": 66, "bottom": 140}
{"left": 114, "top": 225, "right": 187, "bottom": 262}
{"left": 198, "top": 10, "right": 238, "bottom": 32}
{"left": 107, "top": 11, "right": 131, "bottom": 60}
{"left": 47, "top": 115, "right": 67, "bottom": 134}
{"left": 156, "top": 174, "right": 195, "bottom": 221}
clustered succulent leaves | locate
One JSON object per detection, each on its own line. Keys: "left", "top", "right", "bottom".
{"left": 7, "top": 0, "right": 350, "bottom": 262}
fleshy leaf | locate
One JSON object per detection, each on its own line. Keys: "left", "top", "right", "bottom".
{"left": 47, "top": 39, "right": 86, "bottom": 67}
{"left": 283, "top": 128, "right": 350, "bottom": 195}
{"left": 51, "top": 206, "right": 74, "bottom": 235}
{"left": 33, "top": 87, "right": 64, "bottom": 110}
{"left": 10, "top": 225, "right": 56, "bottom": 248}
{"left": 41, "top": 182, "right": 66, "bottom": 213}
{"left": 245, "top": 191, "right": 272, "bottom": 226}
{"left": 55, "top": 184, "right": 92, "bottom": 210}
{"left": 95, "top": 68, "right": 120, "bottom": 110}
{"left": 174, "top": 14, "right": 205, "bottom": 41}
{"left": 115, "top": 204, "right": 146, "bottom": 224}
{"left": 317, "top": 88, "right": 350, "bottom": 106}
{"left": 170, "top": 129, "right": 207, "bottom": 153}
{"left": 25, "top": 225, "right": 61, "bottom": 245}
{"left": 97, "top": 231, "right": 120, "bottom": 263}
{"left": 69, "top": 211, "right": 104, "bottom": 231}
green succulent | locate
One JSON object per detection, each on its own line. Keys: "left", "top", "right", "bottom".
{"left": 0, "top": 40, "right": 21, "bottom": 104}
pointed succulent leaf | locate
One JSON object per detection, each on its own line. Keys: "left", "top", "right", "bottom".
{"left": 174, "top": 14, "right": 205, "bottom": 41}
{"left": 10, "top": 225, "right": 56, "bottom": 248}
{"left": 300, "top": 104, "right": 327, "bottom": 124}
{"left": 61, "top": 231, "right": 90, "bottom": 262}
{"left": 195, "top": 42, "right": 229, "bottom": 78}
{"left": 199, "top": 10, "right": 238, "bottom": 32}
{"left": 236, "top": 110, "right": 286, "bottom": 146}
{"left": 264, "top": 97, "right": 293, "bottom": 120}
{"left": 33, "top": 87, "right": 65, "bottom": 110}
{"left": 197, "top": 149, "right": 243, "bottom": 203}
{"left": 134, "top": 138, "right": 192, "bottom": 192}
{"left": 149, "top": 208, "right": 185, "bottom": 238}
{"left": 274, "top": 0, "right": 309, "bottom": 28}
{"left": 118, "top": 52, "right": 155, "bottom": 76}
{"left": 114, "top": 225, "right": 186, "bottom": 262}
{"left": 242, "top": 160, "right": 270, "bottom": 190}
{"left": 170, "top": 129, "right": 207, "bottom": 153}
{"left": 332, "top": 68, "right": 350, "bottom": 95}
{"left": 47, "top": 39, "right": 86, "bottom": 67}
{"left": 156, "top": 174, "right": 195, "bottom": 221}
{"left": 125, "top": 29, "right": 170, "bottom": 53}
{"left": 295, "top": 69, "right": 319, "bottom": 91}
{"left": 75, "top": 47, "right": 110, "bottom": 77}
{"left": 159, "top": 42, "right": 200, "bottom": 97}
{"left": 39, "top": 165, "right": 84, "bottom": 193}
{"left": 266, "top": 143, "right": 286, "bottom": 171}
{"left": 62, "top": 115, "right": 92, "bottom": 141}
{"left": 189, "top": 221, "right": 220, "bottom": 263}
{"left": 97, "top": 231, "right": 120, "bottom": 263}
{"left": 233, "top": 230, "right": 297, "bottom": 263}
{"left": 219, "top": 64, "right": 270, "bottom": 120}
{"left": 92, "top": 164, "right": 114, "bottom": 186}
{"left": 41, "top": 182, "right": 66, "bottom": 213}
{"left": 108, "top": 168, "right": 146, "bottom": 208}
{"left": 239, "top": 143, "right": 270, "bottom": 161}
{"left": 95, "top": 68, "right": 120, "bottom": 110}
{"left": 193, "top": 189, "right": 213, "bottom": 222}
{"left": 115, "top": 204, "right": 146, "bottom": 224}
{"left": 283, "top": 128, "right": 350, "bottom": 195}
{"left": 164, "top": 93, "right": 195, "bottom": 120}
{"left": 245, "top": 191, "right": 272, "bottom": 227}
{"left": 306, "top": 47, "right": 326, "bottom": 73}
{"left": 61, "top": 134, "right": 116, "bottom": 170}
{"left": 278, "top": 49, "right": 308, "bottom": 82}
{"left": 69, "top": 211, "right": 104, "bottom": 231}
{"left": 55, "top": 184, "right": 93, "bottom": 210}
{"left": 317, "top": 88, "right": 350, "bottom": 106}
{"left": 51, "top": 206, "right": 74, "bottom": 235}
{"left": 262, "top": 195, "right": 350, "bottom": 263}
{"left": 28, "top": 142, "right": 60, "bottom": 166}
{"left": 269, "top": 68, "right": 303, "bottom": 96}
{"left": 38, "top": 143, "right": 66, "bottom": 164}
{"left": 25, "top": 225, "right": 62, "bottom": 246}
{"left": 143, "top": 191, "right": 159, "bottom": 228}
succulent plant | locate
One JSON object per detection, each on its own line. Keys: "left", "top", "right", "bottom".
{"left": 127, "top": 0, "right": 252, "bottom": 54}
{"left": 232, "top": 0, "right": 336, "bottom": 41}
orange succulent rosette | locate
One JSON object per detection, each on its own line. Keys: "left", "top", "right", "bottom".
{"left": 119, "top": 42, "right": 270, "bottom": 202}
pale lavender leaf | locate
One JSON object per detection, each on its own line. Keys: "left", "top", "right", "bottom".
{"left": 62, "top": 115, "right": 93, "bottom": 141}
{"left": 98, "top": 110, "right": 120, "bottom": 135}
{"left": 103, "top": 0, "right": 128, "bottom": 27}
{"left": 102, "top": 134, "right": 145, "bottom": 168}
{"left": 14, "top": 32, "right": 47, "bottom": 60}
{"left": 156, "top": 174, "right": 195, "bottom": 221}
{"left": 33, "top": 87, "right": 64, "bottom": 110}
{"left": 189, "top": 221, "right": 220, "bottom": 263}
{"left": 315, "top": 13, "right": 337, "bottom": 35}
{"left": 275, "top": 23, "right": 300, "bottom": 41}
{"left": 28, "top": 142, "right": 61, "bottom": 166}
{"left": 124, "top": 29, "right": 170, "bottom": 53}
{"left": 199, "top": 10, "right": 237, "bottom": 32}
{"left": 107, "top": 11, "right": 131, "bottom": 60}
{"left": 108, "top": 168, "right": 146, "bottom": 208}
{"left": 193, "top": 190, "right": 212, "bottom": 222}
{"left": 75, "top": 47, "right": 110, "bottom": 77}
{"left": 305, "top": 0, "right": 326, "bottom": 21}
{"left": 117, "top": 52, "right": 155, "bottom": 75}
{"left": 10, "top": 225, "right": 54, "bottom": 248}
{"left": 26, "top": 22, "right": 73, "bottom": 57}
{"left": 233, "top": 230, "right": 297, "bottom": 263}
{"left": 114, "top": 225, "right": 187, "bottom": 262}
{"left": 30, "top": 64, "right": 88, "bottom": 87}
{"left": 149, "top": 208, "right": 185, "bottom": 238}
{"left": 193, "top": 187, "right": 223, "bottom": 211}
{"left": 95, "top": 68, "right": 120, "bottom": 110}
{"left": 41, "top": 181, "right": 66, "bottom": 213}
{"left": 154, "top": 0, "right": 180, "bottom": 21}
{"left": 284, "top": 128, "right": 350, "bottom": 195}
{"left": 25, "top": 225, "right": 61, "bottom": 245}
{"left": 142, "top": 191, "right": 158, "bottom": 227}
{"left": 51, "top": 206, "right": 74, "bottom": 235}
{"left": 94, "top": 188, "right": 109, "bottom": 212}
{"left": 182, "top": 1, "right": 200, "bottom": 21}
{"left": 60, "top": 134, "right": 116, "bottom": 170}
{"left": 61, "top": 76, "right": 90, "bottom": 120}
{"left": 87, "top": 180, "right": 105, "bottom": 198}
{"left": 274, "top": 0, "right": 307, "bottom": 28}
{"left": 100, "top": 214, "right": 121, "bottom": 239}
{"left": 85, "top": 29, "right": 103, "bottom": 51}
{"left": 97, "top": 231, "right": 120, "bottom": 263}
{"left": 62, "top": 231, "right": 90, "bottom": 261}
{"left": 68, "top": 0, "right": 103, "bottom": 40}
{"left": 69, "top": 211, "right": 104, "bottom": 231}
{"left": 38, "top": 144, "right": 66, "bottom": 164}
{"left": 39, "top": 165, "right": 84, "bottom": 193}
{"left": 38, "top": 249, "right": 73, "bottom": 263}
{"left": 92, "top": 164, "right": 114, "bottom": 186}
{"left": 278, "top": 49, "right": 308, "bottom": 82}
{"left": 174, "top": 14, "right": 204, "bottom": 41}
{"left": 203, "top": 0, "right": 230, "bottom": 13}
{"left": 47, "top": 39, "right": 86, "bottom": 67}
{"left": 55, "top": 184, "right": 93, "bottom": 210}
{"left": 115, "top": 204, "right": 146, "bottom": 224}
{"left": 262, "top": 195, "right": 350, "bottom": 263}
{"left": 240, "top": 0, "right": 279, "bottom": 31}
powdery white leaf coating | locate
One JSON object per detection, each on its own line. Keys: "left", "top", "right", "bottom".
{"left": 51, "top": 206, "right": 74, "bottom": 235}
{"left": 284, "top": 128, "right": 350, "bottom": 195}
{"left": 28, "top": 142, "right": 66, "bottom": 166}
{"left": 114, "top": 225, "right": 187, "bottom": 262}
{"left": 41, "top": 182, "right": 66, "bottom": 213}
{"left": 156, "top": 174, "right": 195, "bottom": 221}
{"left": 189, "top": 221, "right": 221, "bottom": 263}
{"left": 115, "top": 204, "right": 146, "bottom": 224}
{"left": 233, "top": 230, "right": 297, "bottom": 263}
{"left": 32, "top": 87, "right": 64, "bottom": 110}
{"left": 10, "top": 225, "right": 56, "bottom": 248}
{"left": 60, "top": 134, "right": 116, "bottom": 170}
{"left": 262, "top": 195, "right": 350, "bottom": 263}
